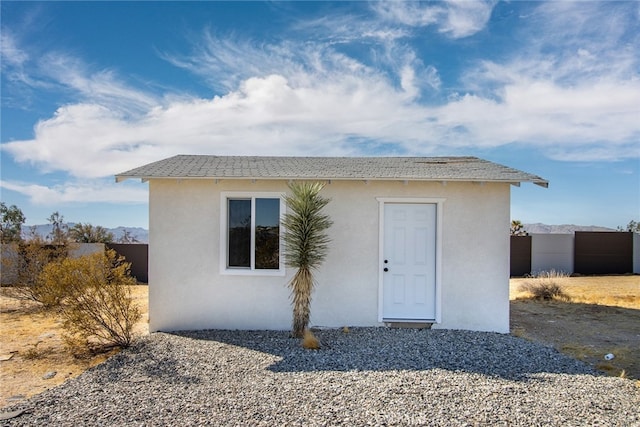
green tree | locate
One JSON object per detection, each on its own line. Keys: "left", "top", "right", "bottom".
{"left": 617, "top": 220, "right": 640, "bottom": 233}
{"left": 510, "top": 220, "right": 527, "bottom": 236}
{"left": 69, "top": 223, "right": 114, "bottom": 243}
{"left": 47, "top": 211, "right": 68, "bottom": 244}
{"left": 0, "top": 202, "right": 26, "bottom": 243}
{"left": 282, "top": 182, "right": 332, "bottom": 338}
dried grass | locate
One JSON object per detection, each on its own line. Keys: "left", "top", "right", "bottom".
{"left": 511, "top": 275, "right": 640, "bottom": 380}
{"left": 301, "top": 329, "right": 320, "bottom": 350}
{"left": 517, "top": 270, "right": 571, "bottom": 301}
{"left": 511, "top": 275, "right": 640, "bottom": 309}
{"left": 0, "top": 285, "right": 148, "bottom": 408}
{"left": 21, "top": 342, "right": 49, "bottom": 360}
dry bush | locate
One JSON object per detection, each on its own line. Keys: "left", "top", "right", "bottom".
{"left": 39, "top": 249, "right": 141, "bottom": 349}
{"left": 21, "top": 342, "right": 49, "bottom": 360}
{"left": 301, "top": 329, "right": 320, "bottom": 350}
{"left": 10, "top": 239, "right": 69, "bottom": 308}
{"left": 518, "top": 270, "right": 571, "bottom": 301}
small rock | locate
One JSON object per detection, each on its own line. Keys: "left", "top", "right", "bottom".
{"left": 0, "top": 409, "right": 28, "bottom": 421}
{"left": 42, "top": 371, "right": 57, "bottom": 380}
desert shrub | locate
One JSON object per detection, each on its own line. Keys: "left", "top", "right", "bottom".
{"left": 39, "top": 249, "right": 141, "bottom": 349}
{"left": 301, "top": 329, "right": 320, "bottom": 350}
{"left": 22, "top": 342, "right": 49, "bottom": 360}
{"left": 518, "top": 270, "right": 571, "bottom": 301}
{"left": 11, "top": 239, "right": 69, "bottom": 307}
{"left": 529, "top": 269, "right": 569, "bottom": 280}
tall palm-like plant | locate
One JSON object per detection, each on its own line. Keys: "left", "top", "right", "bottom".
{"left": 283, "top": 181, "right": 332, "bottom": 338}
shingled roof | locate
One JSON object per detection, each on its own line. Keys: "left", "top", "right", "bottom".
{"left": 115, "top": 155, "right": 548, "bottom": 187}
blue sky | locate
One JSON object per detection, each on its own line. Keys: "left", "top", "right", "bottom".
{"left": 1, "top": 1, "right": 639, "bottom": 229}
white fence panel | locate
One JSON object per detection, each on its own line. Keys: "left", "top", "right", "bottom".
{"left": 634, "top": 233, "right": 640, "bottom": 274}
{"left": 531, "top": 234, "right": 574, "bottom": 274}
{"left": 69, "top": 243, "right": 105, "bottom": 258}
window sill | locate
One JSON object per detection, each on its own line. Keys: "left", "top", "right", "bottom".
{"left": 221, "top": 268, "right": 286, "bottom": 277}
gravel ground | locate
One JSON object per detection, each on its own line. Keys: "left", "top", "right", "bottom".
{"left": 2, "top": 328, "right": 639, "bottom": 426}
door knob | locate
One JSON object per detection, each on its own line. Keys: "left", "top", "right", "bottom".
{"left": 383, "top": 268, "right": 389, "bottom": 272}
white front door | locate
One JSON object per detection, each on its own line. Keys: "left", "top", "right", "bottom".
{"left": 382, "top": 203, "right": 437, "bottom": 321}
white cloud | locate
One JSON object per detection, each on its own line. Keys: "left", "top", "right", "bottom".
{"left": 2, "top": 0, "right": 639, "bottom": 204}
{"left": 439, "top": 0, "right": 497, "bottom": 38}
{"left": 371, "top": 0, "right": 497, "bottom": 38}
{"left": 6, "top": 55, "right": 638, "bottom": 184}
{"left": 3, "top": 103, "right": 169, "bottom": 178}
{"left": 372, "top": 1, "right": 444, "bottom": 28}
{"left": 435, "top": 79, "right": 640, "bottom": 156}
{"left": 1, "top": 31, "right": 29, "bottom": 68}
{"left": 1, "top": 31, "right": 159, "bottom": 113}
{"left": 39, "top": 53, "right": 160, "bottom": 114}
{"left": 3, "top": 33, "right": 443, "bottom": 181}
{"left": 291, "top": 13, "right": 410, "bottom": 44}
{"left": 3, "top": 70, "right": 437, "bottom": 179}
{"left": 0, "top": 30, "right": 50, "bottom": 106}
{"left": 0, "top": 179, "right": 147, "bottom": 205}
{"left": 453, "top": 1, "right": 640, "bottom": 160}
{"left": 162, "top": 33, "right": 380, "bottom": 93}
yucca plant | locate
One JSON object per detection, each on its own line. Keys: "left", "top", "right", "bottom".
{"left": 283, "top": 181, "right": 332, "bottom": 338}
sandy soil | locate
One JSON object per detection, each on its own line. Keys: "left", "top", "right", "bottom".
{"left": 0, "top": 286, "right": 148, "bottom": 408}
{"left": 510, "top": 275, "right": 640, "bottom": 380}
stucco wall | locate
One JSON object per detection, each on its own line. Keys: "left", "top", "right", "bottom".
{"left": 148, "top": 179, "right": 511, "bottom": 333}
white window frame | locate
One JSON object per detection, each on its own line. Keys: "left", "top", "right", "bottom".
{"left": 220, "top": 191, "right": 285, "bottom": 276}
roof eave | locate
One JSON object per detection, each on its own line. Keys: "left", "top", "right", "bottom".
{"left": 115, "top": 175, "right": 549, "bottom": 187}
{"left": 115, "top": 176, "right": 148, "bottom": 183}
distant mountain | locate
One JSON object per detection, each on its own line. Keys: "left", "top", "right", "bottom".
{"left": 18, "top": 222, "right": 618, "bottom": 242}
{"left": 523, "top": 223, "right": 615, "bottom": 234}
{"left": 22, "top": 224, "right": 149, "bottom": 243}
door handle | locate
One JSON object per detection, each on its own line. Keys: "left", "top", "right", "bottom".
{"left": 383, "top": 267, "right": 388, "bottom": 272}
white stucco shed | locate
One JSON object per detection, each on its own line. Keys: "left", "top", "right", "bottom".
{"left": 116, "top": 155, "right": 547, "bottom": 334}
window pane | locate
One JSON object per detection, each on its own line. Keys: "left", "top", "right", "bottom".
{"left": 255, "top": 198, "right": 280, "bottom": 269}
{"left": 228, "top": 199, "right": 251, "bottom": 267}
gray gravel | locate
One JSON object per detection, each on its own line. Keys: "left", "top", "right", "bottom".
{"left": 2, "top": 328, "right": 639, "bottom": 426}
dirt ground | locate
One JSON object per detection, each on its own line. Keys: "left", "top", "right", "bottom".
{"left": 0, "top": 286, "right": 149, "bottom": 409}
{"left": 510, "top": 275, "right": 640, "bottom": 381}
{"left": 1, "top": 276, "right": 638, "bottom": 408}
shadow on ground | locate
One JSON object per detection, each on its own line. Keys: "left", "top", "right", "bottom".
{"left": 168, "top": 327, "right": 599, "bottom": 381}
